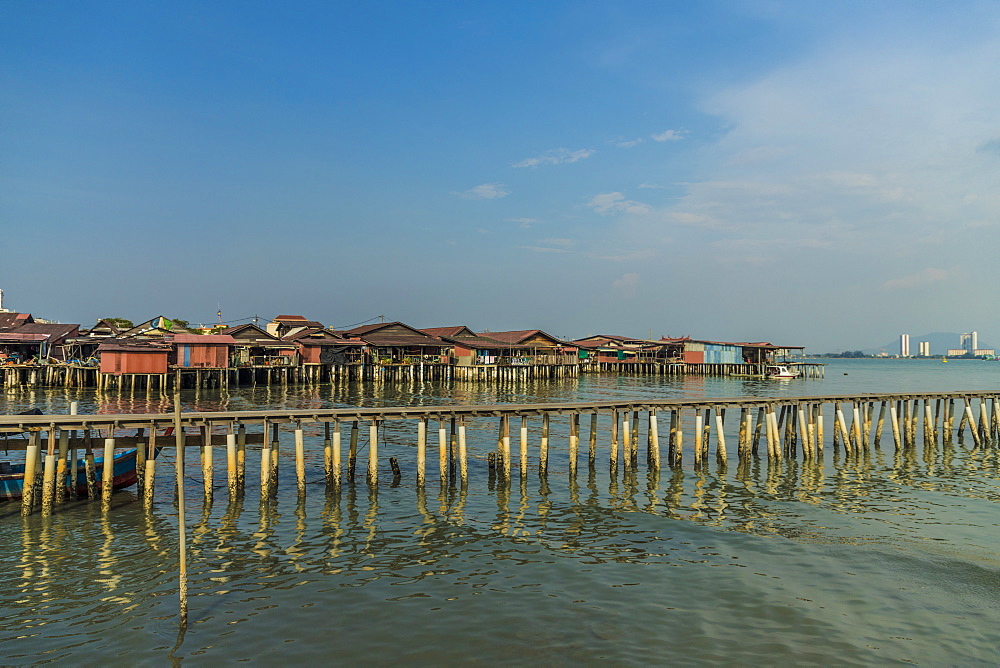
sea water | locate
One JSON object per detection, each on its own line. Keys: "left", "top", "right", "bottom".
{"left": 1, "top": 358, "right": 999, "bottom": 665}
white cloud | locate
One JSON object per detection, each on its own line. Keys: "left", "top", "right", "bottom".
{"left": 514, "top": 148, "right": 595, "bottom": 168}
{"left": 614, "top": 138, "right": 644, "bottom": 148}
{"left": 881, "top": 267, "right": 953, "bottom": 290}
{"left": 588, "top": 249, "right": 658, "bottom": 261}
{"left": 587, "top": 192, "right": 651, "bottom": 215}
{"left": 651, "top": 130, "right": 683, "bottom": 142}
{"left": 520, "top": 237, "right": 576, "bottom": 254}
{"left": 612, "top": 272, "right": 640, "bottom": 298}
{"left": 457, "top": 183, "right": 510, "bottom": 200}
{"left": 520, "top": 245, "right": 572, "bottom": 254}
{"left": 538, "top": 237, "right": 574, "bottom": 247}
{"left": 507, "top": 217, "right": 538, "bottom": 228}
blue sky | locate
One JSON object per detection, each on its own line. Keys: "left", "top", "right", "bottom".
{"left": 3, "top": 1, "right": 1000, "bottom": 351}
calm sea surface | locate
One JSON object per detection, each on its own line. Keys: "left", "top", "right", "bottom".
{"left": 2, "top": 359, "right": 1000, "bottom": 665}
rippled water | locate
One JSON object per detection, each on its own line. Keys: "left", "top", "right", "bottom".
{"left": 2, "top": 359, "right": 1000, "bottom": 665}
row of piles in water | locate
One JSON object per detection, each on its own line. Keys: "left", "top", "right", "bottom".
{"left": 8, "top": 392, "right": 999, "bottom": 520}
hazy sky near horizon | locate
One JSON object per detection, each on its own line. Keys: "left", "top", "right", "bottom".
{"left": 3, "top": 1, "right": 1000, "bottom": 350}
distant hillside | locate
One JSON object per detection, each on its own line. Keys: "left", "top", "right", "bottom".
{"left": 863, "top": 332, "right": 993, "bottom": 356}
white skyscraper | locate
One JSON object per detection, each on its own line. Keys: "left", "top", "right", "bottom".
{"left": 919, "top": 341, "right": 930, "bottom": 357}
{"left": 900, "top": 334, "right": 910, "bottom": 357}
{"left": 961, "top": 331, "right": 979, "bottom": 354}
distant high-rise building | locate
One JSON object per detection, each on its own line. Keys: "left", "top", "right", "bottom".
{"left": 960, "top": 332, "right": 979, "bottom": 354}
{"left": 900, "top": 334, "right": 910, "bottom": 357}
{"left": 919, "top": 341, "right": 930, "bottom": 357}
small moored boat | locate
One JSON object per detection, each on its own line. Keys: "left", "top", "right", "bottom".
{"left": 766, "top": 365, "right": 800, "bottom": 379}
{"left": 0, "top": 448, "right": 140, "bottom": 500}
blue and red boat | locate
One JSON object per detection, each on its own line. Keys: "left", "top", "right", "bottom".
{"left": 0, "top": 448, "right": 141, "bottom": 500}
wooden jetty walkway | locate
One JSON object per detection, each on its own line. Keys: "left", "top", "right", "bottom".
{"left": 3, "top": 389, "right": 998, "bottom": 520}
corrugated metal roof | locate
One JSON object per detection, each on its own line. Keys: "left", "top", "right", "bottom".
{"left": 12, "top": 323, "right": 79, "bottom": 340}
{"left": 0, "top": 332, "right": 50, "bottom": 342}
{"left": 0, "top": 313, "right": 34, "bottom": 330}
{"left": 421, "top": 326, "right": 477, "bottom": 338}
{"left": 169, "top": 334, "right": 237, "bottom": 344}
{"left": 96, "top": 341, "right": 171, "bottom": 353}
{"left": 479, "top": 330, "right": 568, "bottom": 346}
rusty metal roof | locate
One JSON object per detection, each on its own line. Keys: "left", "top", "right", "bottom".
{"left": 169, "top": 334, "right": 237, "bottom": 345}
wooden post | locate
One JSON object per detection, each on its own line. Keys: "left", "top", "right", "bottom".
{"left": 889, "top": 402, "right": 903, "bottom": 450}
{"left": 417, "top": 418, "right": 427, "bottom": 486}
{"left": 852, "top": 403, "right": 862, "bottom": 451}
{"left": 438, "top": 419, "right": 448, "bottom": 482}
{"left": 56, "top": 427, "right": 68, "bottom": 505}
{"left": 649, "top": 410, "right": 660, "bottom": 470}
{"left": 295, "top": 423, "right": 306, "bottom": 495}
{"left": 797, "top": 404, "right": 810, "bottom": 459}
{"left": 519, "top": 416, "right": 528, "bottom": 477}
{"left": 323, "top": 421, "right": 333, "bottom": 489}
{"left": 227, "top": 430, "right": 238, "bottom": 501}
{"left": 752, "top": 407, "right": 764, "bottom": 456}
{"left": 631, "top": 410, "right": 640, "bottom": 465}
{"left": 568, "top": 413, "right": 579, "bottom": 475}
{"left": 589, "top": 412, "right": 598, "bottom": 467}
{"left": 101, "top": 436, "right": 115, "bottom": 511}
{"left": 836, "top": 406, "right": 852, "bottom": 456}
{"left": 925, "top": 403, "right": 936, "bottom": 448}
{"left": 673, "top": 409, "right": 683, "bottom": 465}
{"left": 715, "top": 408, "right": 727, "bottom": 464}
{"left": 332, "top": 419, "right": 341, "bottom": 488}
{"left": 41, "top": 426, "right": 57, "bottom": 517}
{"left": 540, "top": 413, "right": 550, "bottom": 474}
{"left": 737, "top": 407, "right": 748, "bottom": 459}
{"left": 458, "top": 417, "right": 468, "bottom": 483}
{"left": 622, "top": 410, "right": 632, "bottom": 470}
{"left": 610, "top": 410, "right": 619, "bottom": 470}
{"left": 144, "top": 424, "right": 157, "bottom": 508}
{"left": 201, "top": 424, "right": 214, "bottom": 505}
{"left": 694, "top": 409, "right": 704, "bottom": 464}
{"left": 174, "top": 393, "right": 189, "bottom": 627}
{"left": 349, "top": 421, "right": 359, "bottom": 481}
{"left": 964, "top": 400, "right": 981, "bottom": 447}
{"left": 237, "top": 423, "right": 246, "bottom": 492}
{"left": 84, "top": 430, "right": 97, "bottom": 500}
{"left": 367, "top": 420, "right": 378, "bottom": 485}
{"left": 68, "top": 402, "right": 79, "bottom": 499}
{"left": 269, "top": 422, "right": 279, "bottom": 492}
{"left": 260, "top": 432, "right": 272, "bottom": 499}
{"left": 874, "top": 402, "right": 886, "bottom": 448}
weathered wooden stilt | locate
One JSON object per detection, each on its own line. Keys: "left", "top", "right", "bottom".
{"left": 649, "top": 410, "right": 660, "bottom": 470}
{"left": 568, "top": 413, "right": 579, "bottom": 475}
{"left": 540, "top": 413, "right": 550, "bottom": 474}
{"left": 237, "top": 423, "right": 247, "bottom": 492}
{"left": 519, "top": 416, "right": 528, "bottom": 477}
{"left": 41, "top": 427, "right": 57, "bottom": 517}
{"left": 294, "top": 423, "right": 306, "bottom": 496}
{"left": 227, "top": 431, "right": 238, "bottom": 500}
{"left": 715, "top": 408, "right": 727, "bottom": 464}
{"left": 458, "top": 417, "right": 468, "bottom": 483}
{"left": 101, "top": 436, "right": 115, "bottom": 511}
{"left": 417, "top": 418, "right": 427, "bottom": 486}
{"left": 56, "top": 427, "right": 68, "bottom": 505}
{"left": 202, "top": 424, "right": 214, "bottom": 505}
{"left": 589, "top": 412, "right": 598, "bottom": 467}
{"left": 367, "top": 420, "right": 378, "bottom": 485}
{"left": 610, "top": 410, "right": 619, "bottom": 470}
